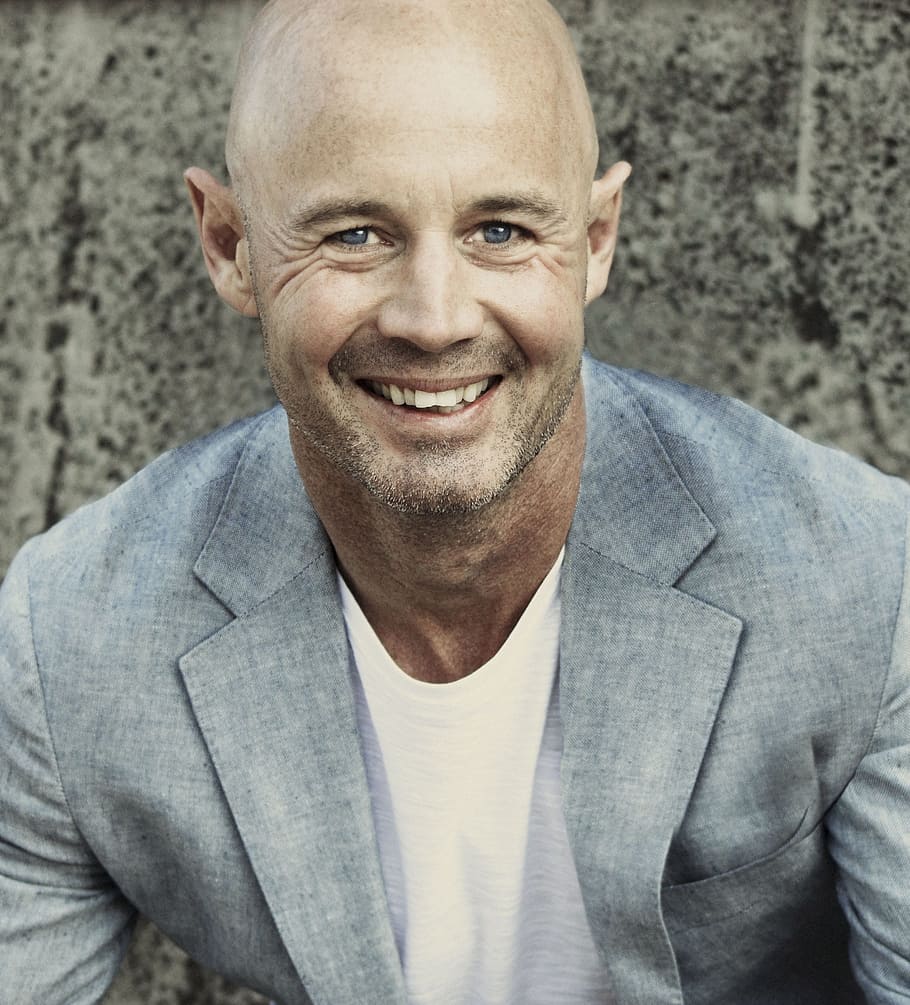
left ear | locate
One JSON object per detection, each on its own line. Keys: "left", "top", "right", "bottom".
{"left": 585, "top": 160, "right": 632, "bottom": 305}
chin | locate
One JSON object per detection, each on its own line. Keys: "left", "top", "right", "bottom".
{"left": 364, "top": 478, "right": 506, "bottom": 517}
{"left": 354, "top": 436, "right": 552, "bottom": 518}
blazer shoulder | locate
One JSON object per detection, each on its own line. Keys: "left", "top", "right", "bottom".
{"left": 15, "top": 405, "right": 286, "bottom": 594}
{"left": 590, "top": 359, "right": 910, "bottom": 514}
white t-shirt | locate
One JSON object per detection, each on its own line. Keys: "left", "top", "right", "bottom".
{"left": 339, "top": 553, "right": 612, "bottom": 1004}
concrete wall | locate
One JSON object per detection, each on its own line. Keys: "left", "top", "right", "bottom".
{"left": 1, "top": 1, "right": 906, "bottom": 1001}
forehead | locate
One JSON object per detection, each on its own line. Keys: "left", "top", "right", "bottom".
{"left": 241, "top": 20, "right": 586, "bottom": 218}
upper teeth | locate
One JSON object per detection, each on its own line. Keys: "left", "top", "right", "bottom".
{"left": 369, "top": 378, "right": 491, "bottom": 409}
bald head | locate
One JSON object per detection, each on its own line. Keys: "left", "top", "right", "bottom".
{"left": 225, "top": 0, "right": 599, "bottom": 209}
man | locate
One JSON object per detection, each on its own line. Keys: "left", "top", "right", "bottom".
{"left": 1, "top": 0, "right": 908, "bottom": 1002}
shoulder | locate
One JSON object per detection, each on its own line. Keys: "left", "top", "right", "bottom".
{"left": 9, "top": 405, "right": 287, "bottom": 628}
{"left": 32, "top": 406, "right": 281, "bottom": 549}
{"left": 580, "top": 355, "right": 909, "bottom": 661}
{"left": 583, "top": 355, "right": 910, "bottom": 521}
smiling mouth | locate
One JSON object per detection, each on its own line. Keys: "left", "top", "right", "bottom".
{"left": 362, "top": 377, "right": 497, "bottom": 414}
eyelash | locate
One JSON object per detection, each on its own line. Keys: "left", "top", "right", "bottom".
{"left": 469, "top": 221, "right": 531, "bottom": 249}
{"left": 326, "top": 221, "right": 531, "bottom": 251}
{"left": 327, "top": 227, "right": 383, "bottom": 250}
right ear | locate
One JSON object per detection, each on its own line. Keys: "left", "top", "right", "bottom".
{"left": 183, "top": 167, "right": 258, "bottom": 317}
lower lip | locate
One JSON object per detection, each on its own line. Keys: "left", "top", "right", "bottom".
{"left": 359, "top": 381, "right": 500, "bottom": 428}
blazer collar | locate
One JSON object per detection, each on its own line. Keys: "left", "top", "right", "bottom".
{"left": 193, "top": 408, "right": 330, "bottom": 618}
{"left": 572, "top": 354, "right": 717, "bottom": 583}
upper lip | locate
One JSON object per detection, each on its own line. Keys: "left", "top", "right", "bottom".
{"left": 356, "top": 376, "right": 497, "bottom": 393}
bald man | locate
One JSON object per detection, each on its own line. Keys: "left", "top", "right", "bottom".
{"left": 1, "top": 1, "right": 908, "bottom": 1003}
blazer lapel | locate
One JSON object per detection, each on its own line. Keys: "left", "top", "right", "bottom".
{"left": 179, "top": 410, "right": 407, "bottom": 1005}
{"left": 560, "top": 360, "right": 743, "bottom": 1004}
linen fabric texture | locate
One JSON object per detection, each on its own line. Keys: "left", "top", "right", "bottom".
{"left": 1, "top": 355, "right": 909, "bottom": 1004}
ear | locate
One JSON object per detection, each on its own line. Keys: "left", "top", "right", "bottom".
{"left": 585, "top": 160, "right": 632, "bottom": 305}
{"left": 183, "top": 166, "right": 258, "bottom": 317}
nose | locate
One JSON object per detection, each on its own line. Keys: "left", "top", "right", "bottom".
{"left": 376, "top": 234, "right": 484, "bottom": 351}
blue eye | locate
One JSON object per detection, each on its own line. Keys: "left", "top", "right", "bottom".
{"left": 336, "top": 228, "right": 371, "bottom": 245}
{"left": 482, "top": 223, "right": 512, "bottom": 245}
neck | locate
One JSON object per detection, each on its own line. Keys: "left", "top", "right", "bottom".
{"left": 293, "top": 393, "right": 586, "bottom": 683}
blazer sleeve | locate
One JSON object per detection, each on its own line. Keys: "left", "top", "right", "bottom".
{"left": 0, "top": 540, "right": 136, "bottom": 1003}
{"left": 826, "top": 493, "right": 910, "bottom": 1003}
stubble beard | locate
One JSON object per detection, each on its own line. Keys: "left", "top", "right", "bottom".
{"left": 289, "top": 362, "right": 581, "bottom": 517}
{"left": 258, "top": 314, "right": 582, "bottom": 517}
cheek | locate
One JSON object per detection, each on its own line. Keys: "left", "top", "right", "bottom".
{"left": 479, "top": 262, "right": 585, "bottom": 358}
{"left": 267, "top": 272, "right": 379, "bottom": 368}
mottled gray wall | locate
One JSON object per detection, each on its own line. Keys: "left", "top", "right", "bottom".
{"left": 1, "top": 1, "right": 907, "bottom": 1002}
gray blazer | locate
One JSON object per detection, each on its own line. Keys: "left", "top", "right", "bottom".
{"left": 2, "top": 356, "right": 909, "bottom": 1004}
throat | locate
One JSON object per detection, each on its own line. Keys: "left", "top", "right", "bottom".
{"left": 363, "top": 596, "right": 528, "bottom": 684}
{"left": 339, "top": 542, "right": 564, "bottom": 685}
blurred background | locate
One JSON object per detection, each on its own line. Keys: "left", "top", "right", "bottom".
{"left": 0, "top": 0, "right": 907, "bottom": 1001}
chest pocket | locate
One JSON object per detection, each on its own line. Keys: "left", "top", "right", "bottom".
{"left": 660, "top": 819, "right": 861, "bottom": 1004}
{"left": 662, "top": 810, "right": 819, "bottom": 931}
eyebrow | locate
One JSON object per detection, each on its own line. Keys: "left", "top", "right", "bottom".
{"left": 287, "top": 191, "right": 568, "bottom": 231}
{"left": 464, "top": 193, "right": 568, "bottom": 225}
{"left": 288, "top": 199, "right": 395, "bottom": 232}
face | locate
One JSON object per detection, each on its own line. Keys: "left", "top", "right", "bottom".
{"left": 241, "top": 38, "right": 598, "bottom": 515}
